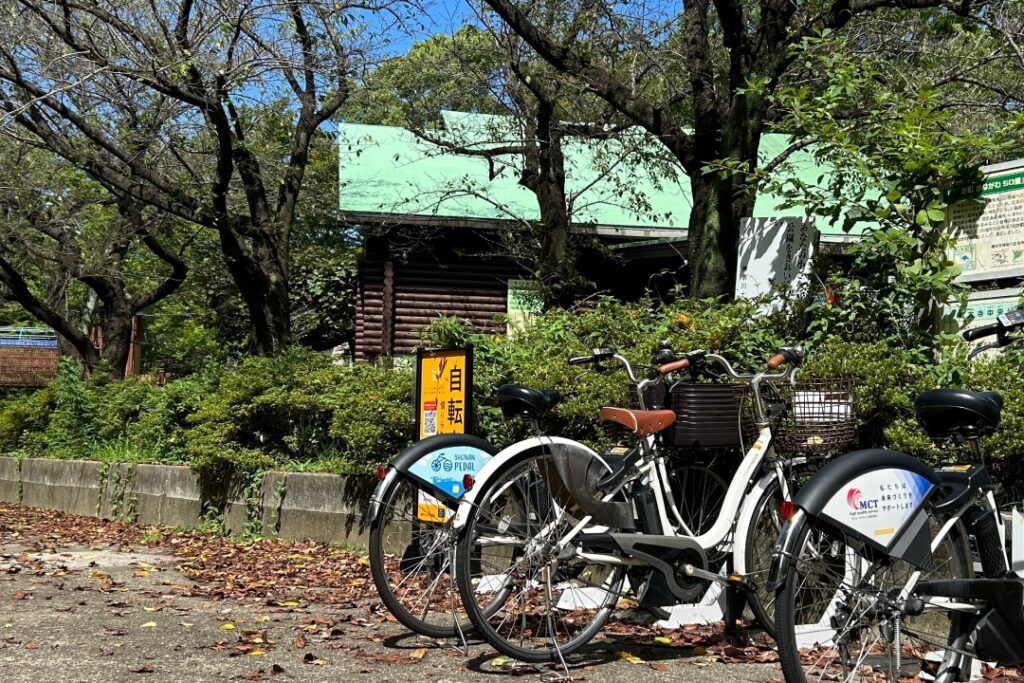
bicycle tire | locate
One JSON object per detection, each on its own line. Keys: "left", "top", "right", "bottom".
{"left": 739, "top": 474, "right": 784, "bottom": 636}
{"left": 368, "top": 474, "right": 469, "bottom": 639}
{"left": 775, "top": 512, "right": 972, "bottom": 683}
{"left": 455, "top": 449, "right": 624, "bottom": 662}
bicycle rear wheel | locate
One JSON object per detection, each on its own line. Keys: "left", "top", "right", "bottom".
{"left": 368, "top": 474, "right": 468, "bottom": 638}
{"left": 775, "top": 513, "right": 972, "bottom": 683}
{"left": 455, "top": 450, "right": 625, "bottom": 662}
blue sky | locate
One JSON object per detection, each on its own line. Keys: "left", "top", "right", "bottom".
{"left": 363, "top": 0, "right": 477, "bottom": 58}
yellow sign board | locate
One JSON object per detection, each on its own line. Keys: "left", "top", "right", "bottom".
{"left": 414, "top": 347, "right": 473, "bottom": 522}
{"left": 415, "top": 347, "right": 473, "bottom": 441}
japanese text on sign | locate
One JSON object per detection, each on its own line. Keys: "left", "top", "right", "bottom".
{"left": 415, "top": 347, "right": 473, "bottom": 440}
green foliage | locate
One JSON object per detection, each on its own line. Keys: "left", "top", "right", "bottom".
{"left": 801, "top": 338, "right": 929, "bottom": 447}
{"left": 884, "top": 351, "right": 1024, "bottom": 494}
{"left": 328, "top": 363, "right": 414, "bottom": 472}
{"left": 184, "top": 349, "right": 413, "bottom": 473}
{"left": 0, "top": 387, "right": 54, "bottom": 453}
{"left": 184, "top": 349, "right": 339, "bottom": 472}
{"left": 768, "top": 34, "right": 1023, "bottom": 349}
{"left": 422, "top": 296, "right": 793, "bottom": 448}
{"left": 126, "top": 368, "right": 224, "bottom": 461}
{"left": 2, "top": 298, "right": 1023, "bottom": 494}
{"left": 340, "top": 26, "right": 506, "bottom": 127}
{"left": 41, "top": 359, "right": 98, "bottom": 458}
{"left": 144, "top": 318, "right": 229, "bottom": 377}
{"left": 90, "top": 378, "right": 159, "bottom": 444}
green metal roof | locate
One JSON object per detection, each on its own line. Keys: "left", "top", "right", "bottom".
{"left": 337, "top": 111, "right": 863, "bottom": 238}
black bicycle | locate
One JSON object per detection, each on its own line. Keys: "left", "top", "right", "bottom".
{"left": 770, "top": 308, "right": 1024, "bottom": 683}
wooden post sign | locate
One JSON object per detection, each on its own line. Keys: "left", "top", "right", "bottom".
{"left": 414, "top": 346, "right": 473, "bottom": 440}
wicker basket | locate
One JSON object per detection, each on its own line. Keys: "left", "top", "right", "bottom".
{"left": 771, "top": 377, "right": 857, "bottom": 456}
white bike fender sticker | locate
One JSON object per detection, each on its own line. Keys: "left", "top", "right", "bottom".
{"left": 820, "top": 468, "right": 933, "bottom": 548}
{"left": 407, "top": 446, "right": 493, "bottom": 499}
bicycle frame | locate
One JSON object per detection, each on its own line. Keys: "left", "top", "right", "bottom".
{"left": 455, "top": 352, "right": 801, "bottom": 596}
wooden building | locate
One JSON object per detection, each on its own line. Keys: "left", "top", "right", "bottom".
{"left": 339, "top": 112, "right": 858, "bottom": 360}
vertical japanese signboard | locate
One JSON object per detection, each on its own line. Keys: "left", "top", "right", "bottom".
{"left": 415, "top": 347, "right": 473, "bottom": 440}
{"left": 736, "top": 217, "right": 817, "bottom": 302}
{"left": 413, "top": 347, "right": 475, "bottom": 522}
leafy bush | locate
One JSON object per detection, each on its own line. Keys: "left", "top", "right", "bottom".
{"left": 89, "top": 377, "right": 160, "bottom": 443}
{"left": 126, "top": 368, "right": 223, "bottom": 461}
{"left": 883, "top": 352, "right": 1024, "bottom": 493}
{"left": 422, "top": 296, "right": 795, "bottom": 449}
{"left": 40, "top": 358, "right": 98, "bottom": 458}
{"left": 328, "top": 363, "right": 414, "bottom": 472}
{"left": 0, "top": 387, "right": 54, "bottom": 454}
{"left": 184, "top": 349, "right": 342, "bottom": 472}
{"left": 801, "top": 338, "right": 930, "bottom": 448}
{"left": 1, "top": 295, "right": 1022, "bottom": 493}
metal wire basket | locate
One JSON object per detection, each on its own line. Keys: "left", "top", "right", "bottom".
{"left": 771, "top": 376, "right": 857, "bottom": 457}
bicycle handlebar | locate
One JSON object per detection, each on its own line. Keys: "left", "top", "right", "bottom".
{"left": 963, "top": 323, "right": 1001, "bottom": 342}
{"left": 567, "top": 344, "right": 803, "bottom": 385}
{"left": 657, "top": 358, "right": 689, "bottom": 375}
{"left": 962, "top": 309, "right": 1024, "bottom": 343}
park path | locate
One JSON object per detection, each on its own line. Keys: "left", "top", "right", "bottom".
{"left": 0, "top": 503, "right": 781, "bottom": 683}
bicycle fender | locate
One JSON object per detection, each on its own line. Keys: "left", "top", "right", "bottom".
{"left": 767, "top": 449, "right": 940, "bottom": 591}
{"left": 732, "top": 471, "right": 780, "bottom": 577}
{"left": 766, "top": 509, "right": 808, "bottom": 592}
{"left": 366, "top": 468, "right": 400, "bottom": 526}
{"left": 452, "top": 437, "right": 600, "bottom": 532}
{"left": 366, "top": 434, "right": 498, "bottom": 524}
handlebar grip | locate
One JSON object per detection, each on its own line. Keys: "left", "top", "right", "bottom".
{"left": 658, "top": 358, "right": 689, "bottom": 375}
{"left": 963, "top": 323, "right": 1000, "bottom": 342}
{"left": 568, "top": 356, "right": 592, "bottom": 366}
{"left": 767, "top": 353, "right": 787, "bottom": 370}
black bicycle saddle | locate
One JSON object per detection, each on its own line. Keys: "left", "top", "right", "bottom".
{"left": 494, "top": 384, "right": 561, "bottom": 419}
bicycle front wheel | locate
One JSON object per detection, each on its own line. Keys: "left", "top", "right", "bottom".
{"left": 368, "top": 474, "right": 468, "bottom": 638}
{"left": 740, "top": 474, "right": 785, "bottom": 636}
{"left": 455, "top": 450, "right": 625, "bottom": 662}
{"left": 775, "top": 513, "right": 972, "bottom": 683}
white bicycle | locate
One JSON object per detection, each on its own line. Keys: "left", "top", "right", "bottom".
{"left": 452, "top": 345, "right": 843, "bottom": 661}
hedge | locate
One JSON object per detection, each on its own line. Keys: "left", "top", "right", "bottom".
{"left": 1, "top": 296, "right": 1022, "bottom": 491}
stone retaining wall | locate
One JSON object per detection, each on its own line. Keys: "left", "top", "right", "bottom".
{"left": 0, "top": 456, "right": 374, "bottom": 546}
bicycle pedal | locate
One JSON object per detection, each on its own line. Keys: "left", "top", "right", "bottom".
{"left": 682, "top": 565, "right": 757, "bottom": 592}
{"left": 726, "top": 573, "right": 758, "bottom": 592}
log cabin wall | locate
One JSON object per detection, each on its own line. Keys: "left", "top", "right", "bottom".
{"left": 355, "top": 231, "right": 524, "bottom": 360}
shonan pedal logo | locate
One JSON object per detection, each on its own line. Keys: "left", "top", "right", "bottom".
{"left": 847, "top": 488, "right": 879, "bottom": 512}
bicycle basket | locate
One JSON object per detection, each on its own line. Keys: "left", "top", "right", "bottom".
{"left": 665, "top": 383, "right": 753, "bottom": 449}
{"left": 771, "top": 376, "right": 857, "bottom": 456}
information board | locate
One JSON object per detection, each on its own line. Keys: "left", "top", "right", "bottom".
{"left": 413, "top": 347, "right": 476, "bottom": 521}
{"left": 948, "top": 166, "right": 1024, "bottom": 280}
{"left": 507, "top": 279, "right": 542, "bottom": 334}
{"left": 736, "top": 217, "right": 817, "bottom": 301}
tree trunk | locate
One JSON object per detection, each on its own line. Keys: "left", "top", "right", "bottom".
{"left": 98, "top": 312, "right": 134, "bottom": 380}
{"left": 218, "top": 221, "right": 291, "bottom": 356}
{"left": 687, "top": 172, "right": 756, "bottom": 298}
{"left": 686, "top": 101, "right": 762, "bottom": 299}
{"left": 534, "top": 136, "right": 573, "bottom": 309}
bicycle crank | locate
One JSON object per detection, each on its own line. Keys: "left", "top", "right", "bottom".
{"left": 682, "top": 564, "right": 758, "bottom": 592}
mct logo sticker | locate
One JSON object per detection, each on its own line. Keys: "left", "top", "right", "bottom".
{"left": 847, "top": 488, "right": 879, "bottom": 511}
{"left": 821, "top": 467, "right": 933, "bottom": 548}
